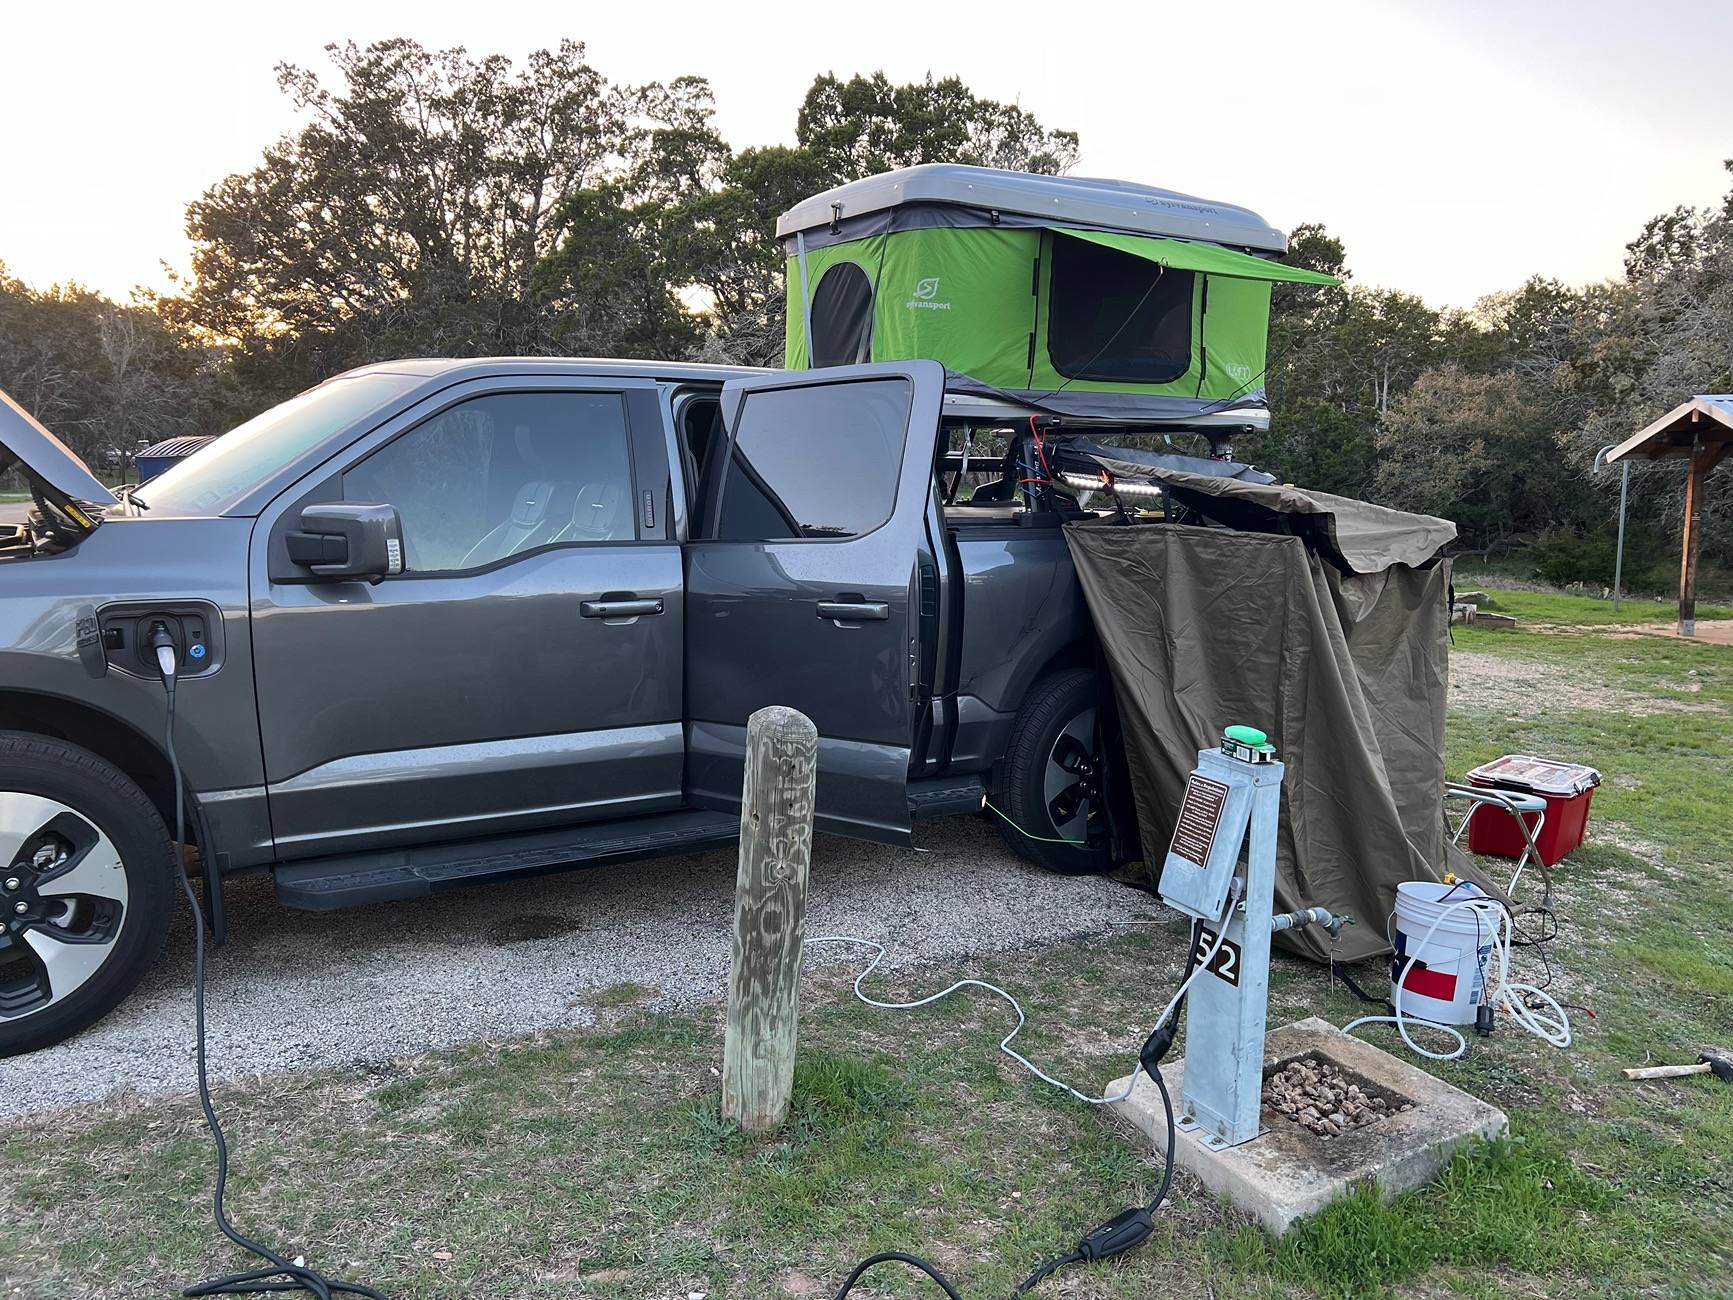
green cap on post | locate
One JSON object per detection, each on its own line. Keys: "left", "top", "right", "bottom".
{"left": 1224, "top": 725, "right": 1268, "bottom": 747}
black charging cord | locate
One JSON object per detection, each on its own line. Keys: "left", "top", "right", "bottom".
{"left": 831, "top": 939, "right": 1197, "bottom": 1300}
{"left": 151, "top": 623, "right": 386, "bottom": 1300}
{"left": 830, "top": 1041, "right": 1181, "bottom": 1299}
{"left": 830, "top": 1252, "right": 965, "bottom": 1300}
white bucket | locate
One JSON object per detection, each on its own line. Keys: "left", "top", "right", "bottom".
{"left": 1389, "top": 881, "right": 1497, "bottom": 1026}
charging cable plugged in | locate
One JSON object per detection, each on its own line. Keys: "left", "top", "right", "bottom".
{"left": 148, "top": 617, "right": 385, "bottom": 1300}
{"left": 148, "top": 620, "right": 178, "bottom": 683}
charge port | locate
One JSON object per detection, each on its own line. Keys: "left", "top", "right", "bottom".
{"left": 134, "top": 615, "right": 184, "bottom": 675}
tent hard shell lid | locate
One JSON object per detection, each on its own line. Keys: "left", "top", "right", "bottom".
{"left": 779, "top": 164, "right": 1336, "bottom": 423}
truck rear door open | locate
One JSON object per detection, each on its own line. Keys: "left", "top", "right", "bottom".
{"left": 684, "top": 361, "right": 945, "bottom": 844}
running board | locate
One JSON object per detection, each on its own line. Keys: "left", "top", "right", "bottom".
{"left": 907, "top": 774, "right": 985, "bottom": 820}
{"left": 272, "top": 810, "right": 740, "bottom": 911}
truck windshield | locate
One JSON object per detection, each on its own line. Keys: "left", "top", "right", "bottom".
{"left": 137, "top": 374, "right": 414, "bottom": 516}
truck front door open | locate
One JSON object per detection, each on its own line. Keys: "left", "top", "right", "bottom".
{"left": 684, "top": 361, "right": 945, "bottom": 844}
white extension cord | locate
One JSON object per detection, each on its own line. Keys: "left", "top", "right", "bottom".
{"left": 1343, "top": 896, "right": 1572, "bottom": 1061}
{"left": 805, "top": 924, "right": 1231, "bottom": 1106}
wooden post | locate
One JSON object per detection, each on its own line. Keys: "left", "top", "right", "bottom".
{"left": 721, "top": 705, "right": 818, "bottom": 1133}
{"left": 1679, "top": 438, "right": 1709, "bottom": 637}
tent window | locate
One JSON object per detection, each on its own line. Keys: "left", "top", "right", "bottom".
{"left": 810, "top": 262, "right": 875, "bottom": 367}
{"left": 1048, "top": 236, "right": 1194, "bottom": 383}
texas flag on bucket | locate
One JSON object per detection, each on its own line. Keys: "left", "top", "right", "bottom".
{"left": 1390, "top": 930, "right": 1465, "bottom": 1002}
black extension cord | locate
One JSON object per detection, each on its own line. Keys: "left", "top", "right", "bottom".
{"left": 154, "top": 626, "right": 386, "bottom": 1300}
{"left": 830, "top": 958, "right": 1193, "bottom": 1299}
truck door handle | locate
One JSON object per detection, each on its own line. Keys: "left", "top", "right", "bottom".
{"left": 817, "top": 600, "right": 889, "bottom": 622}
{"left": 581, "top": 597, "right": 663, "bottom": 619}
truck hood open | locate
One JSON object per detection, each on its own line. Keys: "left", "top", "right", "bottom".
{"left": 1, "top": 388, "right": 120, "bottom": 511}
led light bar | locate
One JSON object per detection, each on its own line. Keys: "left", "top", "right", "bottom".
{"left": 1059, "top": 472, "right": 1167, "bottom": 501}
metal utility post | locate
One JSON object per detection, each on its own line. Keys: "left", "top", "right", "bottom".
{"left": 1156, "top": 726, "right": 1346, "bottom": 1149}
{"left": 1594, "top": 443, "right": 1630, "bottom": 611}
{"left": 721, "top": 705, "right": 818, "bottom": 1133}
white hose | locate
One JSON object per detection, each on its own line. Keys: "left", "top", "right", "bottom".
{"left": 1343, "top": 896, "right": 1571, "bottom": 1061}
{"left": 806, "top": 924, "right": 1232, "bottom": 1106}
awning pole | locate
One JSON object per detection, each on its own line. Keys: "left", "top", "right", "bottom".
{"left": 795, "top": 231, "right": 816, "bottom": 368}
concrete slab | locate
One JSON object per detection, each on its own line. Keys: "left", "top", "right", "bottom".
{"left": 1110, "top": 1016, "right": 1507, "bottom": 1234}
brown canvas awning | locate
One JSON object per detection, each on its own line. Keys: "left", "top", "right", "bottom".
{"left": 1068, "top": 457, "right": 1457, "bottom": 573}
{"left": 1065, "top": 494, "right": 1458, "bottom": 964}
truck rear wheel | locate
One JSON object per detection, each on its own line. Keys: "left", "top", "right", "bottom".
{"left": 994, "top": 670, "right": 1112, "bottom": 875}
{"left": 0, "top": 732, "right": 176, "bottom": 1057}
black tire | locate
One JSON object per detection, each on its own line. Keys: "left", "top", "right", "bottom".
{"left": 994, "top": 669, "right": 1112, "bottom": 875}
{"left": 0, "top": 731, "right": 176, "bottom": 1056}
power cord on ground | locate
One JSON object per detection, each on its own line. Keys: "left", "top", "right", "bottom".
{"left": 828, "top": 1036, "right": 1180, "bottom": 1300}
{"left": 818, "top": 886, "right": 1230, "bottom": 1296}
{"left": 152, "top": 622, "right": 386, "bottom": 1300}
{"left": 982, "top": 796, "right": 1086, "bottom": 847}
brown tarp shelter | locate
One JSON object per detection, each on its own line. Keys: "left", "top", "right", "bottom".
{"left": 1064, "top": 469, "right": 1458, "bottom": 963}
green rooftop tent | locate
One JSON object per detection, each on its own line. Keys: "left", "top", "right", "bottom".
{"left": 779, "top": 165, "right": 1337, "bottom": 424}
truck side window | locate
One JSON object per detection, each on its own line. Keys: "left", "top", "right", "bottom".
{"left": 344, "top": 390, "right": 635, "bottom": 572}
{"left": 714, "top": 378, "right": 909, "bottom": 540}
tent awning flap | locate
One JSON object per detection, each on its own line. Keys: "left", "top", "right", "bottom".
{"left": 1054, "top": 227, "right": 1339, "bottom": 286}
{"left": 1068, "top": 464, "right": 1455, "bottom": 572}
{"left": 1065, "top": 519, "right": 1454, "bottom": 963}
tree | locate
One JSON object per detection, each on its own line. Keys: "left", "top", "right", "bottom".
{"left": 1559, "top": 160, "right": 1733, "bottom": 563}
{"left": 1249, "top": 223, "right": 1449, "bottom": 498}
{"left": 534, "top": 78, "right": 730, "bottom": 359}
{"left": 179, "top": 39, "right": 633, "bottom": 398}
{"left": 1377, "top": 365, "right": 1575, "bottom": 554}
{"left": 796, "top": 73, "right": 1077, "bottom": 182}
{"left": 0, "top": 265, "right": 207, "bottom": 479}
{"left": 680, "top": 144, "right": 836, "bottom": 364}
{"left": 173, "top": 52, "right": 1083, "bottom": 378}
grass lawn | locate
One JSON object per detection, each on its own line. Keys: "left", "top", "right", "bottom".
{"left": 1452, "top": 554, "right": 1733, "bottom": 606}
{"left": 4, "top": 594, "right": 1731, "bottom": 1299}
{"left": 1464, "top": 585, "right": 1733, "bottom": 627}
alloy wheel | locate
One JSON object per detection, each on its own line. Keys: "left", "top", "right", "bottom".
{"left": 1041, "top": 706, "right": 1102, "bottom": 845}
{"left": 0, "top": 792, "right": 129, "bottom": 1019}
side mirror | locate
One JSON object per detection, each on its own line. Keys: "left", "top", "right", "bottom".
{"left": 285, "top": 503, "right": 404, "bottom": 583}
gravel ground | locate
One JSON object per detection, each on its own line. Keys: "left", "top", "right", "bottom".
{"left": 3, "top": 817, "right": 1155, "bottom": 1119}
{"left": 1448, "top": 649, "right": 1724, "bottom": 718}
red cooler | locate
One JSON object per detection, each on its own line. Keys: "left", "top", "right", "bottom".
{"left": 1466, "top": 755, "right": 1602, "bottom": 866}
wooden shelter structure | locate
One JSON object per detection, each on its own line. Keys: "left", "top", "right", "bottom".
{"left": 1606, "top": 395, "right": 1733, "bottom": 635}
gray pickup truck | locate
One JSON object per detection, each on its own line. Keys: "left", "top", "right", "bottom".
{"left": 1, "top": 356, "right": 1273, "bottom": 1054}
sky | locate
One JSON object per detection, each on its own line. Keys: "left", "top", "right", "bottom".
{"left": 3, "top": 0, "right": 1730, "bottom": 309}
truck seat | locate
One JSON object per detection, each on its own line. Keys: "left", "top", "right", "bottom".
{"left": 558, "top": 480, "right": 630, "bottom": 542}
{"left": 459, "top": 479, "right": 576, "bottom": 567}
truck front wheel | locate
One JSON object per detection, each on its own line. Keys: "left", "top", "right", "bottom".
{"left": 0, "top": 732, "right": 177, "bottom": 1057}
{"left": 994, "top": 670, "right": 1112, "bottom": 875}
